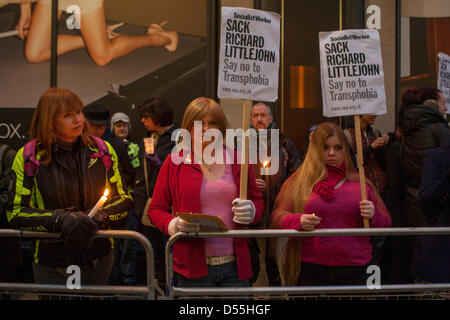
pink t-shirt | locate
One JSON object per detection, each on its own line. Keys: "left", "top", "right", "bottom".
{"left": 201, "top": 152, "right": 237, "bottom": 257}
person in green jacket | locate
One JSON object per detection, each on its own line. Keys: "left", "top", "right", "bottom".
{"left": 7, "top": 88, "right": 132, "bottom": 286}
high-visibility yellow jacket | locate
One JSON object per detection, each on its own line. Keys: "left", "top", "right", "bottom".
{"left": 7, "top": 137, "right": 132, "bottom": 267}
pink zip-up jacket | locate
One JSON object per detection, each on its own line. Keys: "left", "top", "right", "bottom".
{"left": 274, "top": 180, "right": 391, "bottom": 266}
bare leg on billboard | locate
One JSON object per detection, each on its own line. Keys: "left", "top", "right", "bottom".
{"left": 80, "top": 4, "right": 178, "bottom": 66}
{"left": 24, "top": 3, "right": 85, "bottom": 63}
{"left": 19, "top": 2, "right": 179, "bottom": 66}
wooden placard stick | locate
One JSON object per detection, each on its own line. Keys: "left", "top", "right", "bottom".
{"left": 353, "top": 115, "right": 370, "bottom": 228}
{"left": 239, "top": 99, "right": 252, "bottom": 200}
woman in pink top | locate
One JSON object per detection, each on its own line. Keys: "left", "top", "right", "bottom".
{"left": 149, "top": 97, "right": 264, "bottom": 287}
{"left": 271, "top": 122, "right": 391, "bottom": 286}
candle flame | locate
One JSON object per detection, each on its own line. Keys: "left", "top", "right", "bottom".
{"left": 263, "top": 160, "right": 270, "bottom": 168}
{"left": 103, "top": 189, "right": 109, "bottom": 197}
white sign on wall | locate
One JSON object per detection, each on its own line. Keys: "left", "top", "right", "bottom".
{"left": 217, "top": 7, "right": 280, "bottom": 102}
{"left": 319, "top": 29, "right": 387, "bottom": 117}
{"left": 438, "top": 52, "right": 450, "bottom": 114}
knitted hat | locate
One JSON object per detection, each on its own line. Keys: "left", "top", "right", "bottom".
{"left": 110, "top": 112, "right": 131, "bottom": 133}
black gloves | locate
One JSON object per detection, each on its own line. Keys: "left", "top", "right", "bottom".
{"left": 51, "top": 210, "right": 98, "bottom": 252}
{"left": 93, "top": 194, "right": 131, "bottom": 229}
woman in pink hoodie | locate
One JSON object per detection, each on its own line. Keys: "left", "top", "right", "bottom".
{"left": 271, "top": 122, "right": 391, "bottom": 286}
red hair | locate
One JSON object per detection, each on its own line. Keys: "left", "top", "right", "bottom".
{"left": 30, "top": 88, "right": 92, "bottom": 165}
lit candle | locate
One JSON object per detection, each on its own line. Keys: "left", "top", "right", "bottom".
{"left": 143, "top": 137, "right": 155, "bottom": 154}
{"left": 88, "top": 189, "right": 109, "bottom": 218}
{"left": 263, "top": 159, "right": 270, "bottom": 181}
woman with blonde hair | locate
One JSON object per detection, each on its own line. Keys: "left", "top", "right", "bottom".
{"left": 149, "top": 97, "right": 264, "bottom": 288}
{"left": 271, "top": 122, "right": 391, "bottom": 286}
{"left": 7, "top": 87, "right": 132, "bottom": 285}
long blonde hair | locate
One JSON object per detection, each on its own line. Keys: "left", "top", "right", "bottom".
{"left": 271, "top": 122, "right": 359, "bottom": 285}
{"left": 30, "top": 88, "right": 92, "bottom": 165}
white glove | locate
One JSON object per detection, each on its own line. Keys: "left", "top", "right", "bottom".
{"left": 232, "top": 198, "right": 256, "bottom": 225}
{"left": 168, "top": 217, "right": 200, "bottom": 236}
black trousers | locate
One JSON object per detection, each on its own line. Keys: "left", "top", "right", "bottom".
{"left": 297, "top": 263, "right": 368, "bottom": 286}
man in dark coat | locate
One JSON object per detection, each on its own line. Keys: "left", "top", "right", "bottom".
{"left": 411, "top": 144, "right": 450, "bottom": 283}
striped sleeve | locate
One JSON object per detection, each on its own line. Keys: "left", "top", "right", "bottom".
{"left": 6, "top": 148, "right": 55, "bottom": 232}
{"left": 99, "top": 142, "right": 133, "bottom": 228}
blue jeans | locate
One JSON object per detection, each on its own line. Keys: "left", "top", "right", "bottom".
{"left": 175, "top": 261, "right": 249, "bottom": 288}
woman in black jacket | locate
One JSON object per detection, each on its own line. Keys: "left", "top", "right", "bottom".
{"left": 383, "top": 87, "right": 449, "bottom": 284}
{"left": 398, "top": 92, "right": 449, "bottom": 227}
{"left": 7, "top": 88, "right": 132, "bottom": 285}
{"left": 133, "top": 97, "right": 178, "bottom": 288}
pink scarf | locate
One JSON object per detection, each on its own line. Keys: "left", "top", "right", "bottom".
{"left": 313, "top": 164, "right": 346, "bottom": 201}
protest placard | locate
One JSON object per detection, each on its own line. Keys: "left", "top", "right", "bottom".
{"left": 319, "top": 29, "right": 388, "bottom": 228}
{"left": 217, "top": 7, "right": 281, "bottom": 200}
{"left": 218, "top": 7, "right": 280, "bottom": 102}
{"left": 438, "top": 52, "right": 450, "bottom": 114}
{"left": 319, "top": 29, "right": 387, "bottom": 117}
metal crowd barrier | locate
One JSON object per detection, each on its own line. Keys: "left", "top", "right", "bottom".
{"left": 165, "top": 227, "right": 450, "bottom": 300}
{"left": 0, "top": 229, "right": 162, "bottom": 300}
